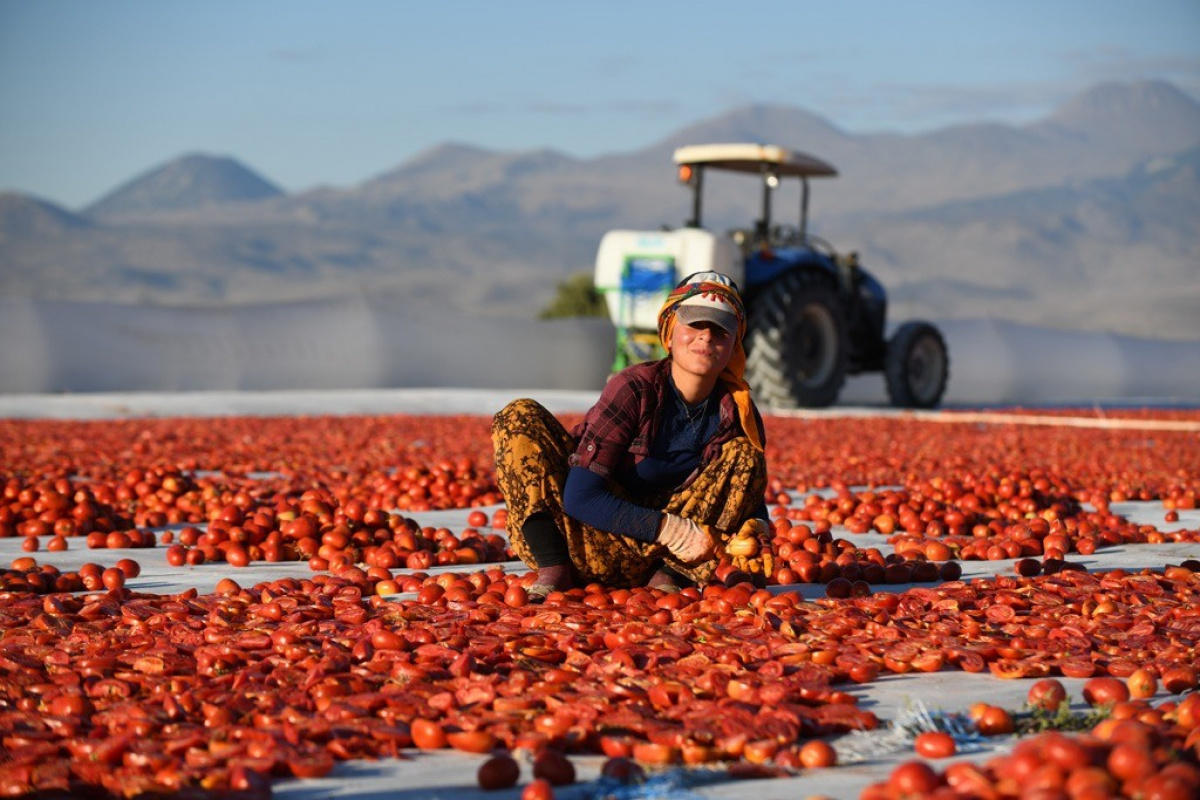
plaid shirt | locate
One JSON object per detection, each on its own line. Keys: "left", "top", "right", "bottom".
{"left": 569, "top": 358, "right": 765, "bottom": 478}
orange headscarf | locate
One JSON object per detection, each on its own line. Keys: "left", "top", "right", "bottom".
{"left": 657, "top": 276, "right": 764, "bottom": 452}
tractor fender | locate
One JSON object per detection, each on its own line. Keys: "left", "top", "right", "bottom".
{"left": 743, "top": 248, "right": 838, "bottom": 295}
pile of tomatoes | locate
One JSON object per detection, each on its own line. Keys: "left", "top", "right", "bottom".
{"left": 1, "top": 410, "right": 1199, "bottom": 798}
{"left": 0, "top": 567, "right": 886, "bottom": 797}
{"left": 1, "top": 558, "right": 1198, "bottom": 797}
{"left": 765, "top": 519, "right": 962, "bottom": 593}
{"left": 867, "top": 687, "right": 1200, "bottom": 799}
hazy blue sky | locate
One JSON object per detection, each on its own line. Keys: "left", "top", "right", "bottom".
{"left": 2, "top": 0, "right": 1197, "bottom": 209}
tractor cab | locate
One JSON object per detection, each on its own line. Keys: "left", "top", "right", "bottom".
{"left": 674, "top": 143, "right": 878, "bottom": 310}
{"left": 676, "top": 142, "right": 835, "bottom": 245}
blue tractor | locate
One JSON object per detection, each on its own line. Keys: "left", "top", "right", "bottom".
{"left": 594, "top": 143, "right": 949, "bottom": 408}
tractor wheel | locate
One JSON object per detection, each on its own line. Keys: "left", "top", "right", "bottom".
{"left": 745, "top": 271, "right": 848, "bottom": 408}
{"left": 885, "top": 321, "right": 949, "bottom": 408}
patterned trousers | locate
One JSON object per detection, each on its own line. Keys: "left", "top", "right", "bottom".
{"left": 491, "top": 398, "right": 767, "bottom": 588}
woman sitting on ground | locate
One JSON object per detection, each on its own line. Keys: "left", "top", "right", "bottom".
{"left": 491, "top": 271, "right": 773, "bottom": 599}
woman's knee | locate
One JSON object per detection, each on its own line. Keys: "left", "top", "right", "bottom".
{"left": 494, "top": 397, "right": 538, "bottom": 430}
{"left": 492, "top": 398, "right": 554, "bottom": 436}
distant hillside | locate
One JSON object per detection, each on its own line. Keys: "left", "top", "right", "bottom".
{"left": 0, "top": 80, "right": 1197, "bottom": 339}
{"left": 85, "top": 153, "right": 283, "bottom": 218}
{"left": 1037, "top": 80, "right": 1200, "bottom": 156}
{"left": 848, "top": 145, "right": 1200, "bottom": 338}
{"left": 0, "top": 193, "right": 90, "bottom": 239}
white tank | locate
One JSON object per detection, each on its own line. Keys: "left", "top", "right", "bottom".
{"left": 594, "top": 229, "right": 743, "bottom": 331}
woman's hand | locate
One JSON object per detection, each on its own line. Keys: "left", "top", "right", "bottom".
{"left": 657, "top": 514, "right": 713, "bottom": 564}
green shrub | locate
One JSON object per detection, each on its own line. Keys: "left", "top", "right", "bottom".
{"left": 539, "top": 272, "right": 607, "bottom": 319}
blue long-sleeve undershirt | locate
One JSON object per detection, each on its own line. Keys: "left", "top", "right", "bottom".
{"left": 564, "top": 463, "right": 679, "bottom": 543}
{"left": 563, "top": 389, "right": 727, "bottom": 543}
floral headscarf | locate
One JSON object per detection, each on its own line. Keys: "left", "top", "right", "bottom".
{"left": 657, "top": 274, "right": 763, "bottom": 452}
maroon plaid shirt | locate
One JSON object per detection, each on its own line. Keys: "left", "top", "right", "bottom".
{"left": 569, "top": 358, "right": 765, "bottom": 478}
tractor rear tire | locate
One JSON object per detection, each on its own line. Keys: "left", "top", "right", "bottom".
{"left": 745, "top": 271, "right": 848, "bottom": 408}
{"left": 885, "top": 321, "right": 949, "bottom": 408}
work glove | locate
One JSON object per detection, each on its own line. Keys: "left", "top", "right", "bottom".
{"left": 657, "top": 513, "right": 713, "bottom": 564}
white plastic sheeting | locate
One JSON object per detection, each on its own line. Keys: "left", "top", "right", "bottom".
{"left": 0, "top": 296, "right": 614, "bottom": 394}
{"left": 843, "top": 318, "right": 1200, "bottom": 406}
{"left": 1, "top": 296, "right": 1197, "bottom": 405}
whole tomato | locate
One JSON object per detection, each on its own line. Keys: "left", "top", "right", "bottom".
{"left": 532, "top": 750, "right": 575, "bottom": 786}
{"left": 914, "top": 731, "right": 957, "bottom": 759}
{"left": 410, "top": 719, "right": 447, "bottom": 750}
{"left": 600, "top": 757, "right": 646, "bottom": 785}
{"left": 522, "top": 778, "right": 555, "bottom": 800}
{"left": 971, "top": 704, "right": 1015, "bottom": 736}
{"left": 1161, "top": 666, "right": 1197, "bottom": 694}
{"left": 477, "top": 755, "right": 520, "bottom": 790}
{"left": 447, "top": 730, "right": 497, "bottom": 754}
{"left": 1126, "top": 668, "right": 1157, "bottom": 699}
{"left": 887, "top": 760, "right": 943, "bottom": 796}
{"left": 1027, "top": 678, "right": 1068, "bottom": 712}
{"left": 1106, "top": 742, "right": 1156, "bottom": 784}
{"left": 1082, "top": 677, "right": 1130, "bottom": 708}
{"left": 798, "top": 740, "right": 837, "bottom": 768}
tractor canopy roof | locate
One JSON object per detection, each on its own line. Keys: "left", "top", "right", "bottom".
{"left": 673, "top": 143, "right": 837, "bottom": 178}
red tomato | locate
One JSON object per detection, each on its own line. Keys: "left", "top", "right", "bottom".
{"left": 1172, "top": 693, "right": 1200, "bottom": 729}
{"left": 1126, "top": 668, "right": 1158, "bottom": 699}
{"left": 824, "top": 577, "right": 852, "bottom": 599}
{"left": 1106, "top": 742, "right": 1156, "bottom": 783}
{"left": 1083, "top": 676, "right": 1130, "bottom": 707}
{"left": 1060, "top": 657, "right": 1097, "bottom": 679}
{"left": 287, "top": 751, "right": 334, "bottom": 779}
{"left": 477, "top": 755, "right": 520, "bottom": 790}
{"left": 1040, "top": 731, "right": 1092, "bottom": 772}
{"left": 599, "top": 736, "right": 634, "bottom": 758}
{"left": 531, "top": 750, "right": 575, "bottom": 786}
{"left": 101, "top": 567, "right": 125, "bottom": 591}
{"left": 1027, "top": 678, "right": 1068, "bottom": 712}
{"left": 849, "top": 662, "right": 881, "bottom": 684}
{"left": 1134, "top": 774, "right": 1195, "bottom": 800}
{"left": 1161, "top": 666, "right": 1198, "bottom": 694}
{"left": 410, "top": 719, "right": 446, "bottom": 750}
{"left": 887, "top": 760, "right": 943, "bottom": 796}
{"left": 370, "top": 629, "right": 405, "bottom": 650}
{"left": 504, "top": 584, "right": 529, "bottom": 608}
{"left": 447, "top": 730, "right": 497, "bottom": 754}
{"left": 225, "top": 544, "right": 250, "bottom": 568}
{"left": 741, "top": 739, "right": 779, "bottom": 764}
{"left": 600, "top": 757, "right": 646, "bottom": 785}
{"left": 914, "top": 731, "right": 957, "bottom": 759}
{"left": 938, "top": 561, "right": 962, "bottom": 581}
{"left": 798, "top": 739, "right": 837, "bottom": 768}
{"left": 973, "top": 705, "right": 1015, "bottom": 736}
{"left": 214, "top": 577, "right": 241, "bottom": 595}
{"left": 521, "top": 779, "right": 555, "bottom": 800}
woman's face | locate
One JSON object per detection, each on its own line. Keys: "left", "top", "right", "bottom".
{"left": 670, "top": 319, "right": 735, "bottom": 379}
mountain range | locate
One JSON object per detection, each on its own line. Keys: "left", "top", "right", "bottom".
{"left": 1, "top": 79, "right": 1198, "bottom": 339}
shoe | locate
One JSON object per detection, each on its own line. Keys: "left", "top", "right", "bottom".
{"left": 647, "top": 566, "right": 684, "bottom": 594}
{"left": 526, "top": 563, "right": 572, "bottom": 603}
